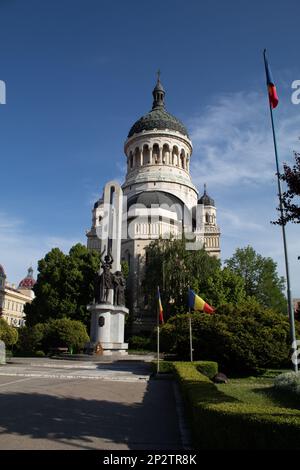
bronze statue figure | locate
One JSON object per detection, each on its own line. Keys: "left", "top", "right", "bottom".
{"left": 95, "top": 249, "right": 114, "bottom": 304}
{"left": 113, "top": 270, "right": 126, "bottom": 306}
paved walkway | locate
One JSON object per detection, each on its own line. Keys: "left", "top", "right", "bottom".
{"left": 0, "top": 357, "right": 189, "bottom": 450}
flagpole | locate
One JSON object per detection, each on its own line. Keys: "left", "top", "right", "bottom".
{"left": 189, "top": 310, "right": 193, "bottom": 362}
{"left": 157, "top": 323, "right": 160, "bottom": 374}
{"left": 157, "top": 286, "right": 160, "bottom": 374}
{"left": 264, "top": 50, "right": 298, "bottom": 373}
{"left": 188, "top": 287, "right": 193, "bottom": 362}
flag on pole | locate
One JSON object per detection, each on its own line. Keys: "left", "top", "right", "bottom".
{"left": 188, "top": 288, "right": 215, "bottom": 314}
{"left": 157, "top": 286, "right": 164, "bottom": 324}
{"left": 264, "top": 50, "right": 279, "bottom": 109}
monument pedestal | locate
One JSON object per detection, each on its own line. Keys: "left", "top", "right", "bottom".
{"left": 87, "top": 303, "right": 129, "bottom": 355}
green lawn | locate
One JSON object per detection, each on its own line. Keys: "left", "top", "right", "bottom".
{"left": 217, "top": 369, "right": 300, "bottom": 411}
{"left": 172, "top": 362, "right": 300, "bottom": 449}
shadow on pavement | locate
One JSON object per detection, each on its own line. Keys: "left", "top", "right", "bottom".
{"left": 0, "top": 379, "right": 182, "bottom": 450}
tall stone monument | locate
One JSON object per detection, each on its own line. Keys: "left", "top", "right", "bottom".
{"left": 87, "top": 181, "right": 129, "bottom": 355}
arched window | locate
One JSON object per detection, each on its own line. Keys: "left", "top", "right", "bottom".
{"left": 172, "top": 146, "right": 179, "bottom": 166}
{"left": 153, "top": 144, "right": 159, "bottom": 164}
{"left": 162, "top": 144, "right": 170, "bottom": 164}
{"left": 134, "top": 147, "right": 140, "bottom": 167}
{"left": 180, "top": 150, "right": 186, "bottom": 169}
{"left": 143, "top": 144, "right": 150, "bottom": 164}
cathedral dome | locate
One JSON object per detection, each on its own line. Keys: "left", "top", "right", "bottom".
{"left": 128, "top": 76, "right": 189, "bottom": 138}
{"left": 128, "top": 108, "right": 189, "bottom": 138}
{"left": 198, "top": 185, "right": 215, "bottom": 206}
{"left": 18, "top": 267, "right": 36, "bottom": 289}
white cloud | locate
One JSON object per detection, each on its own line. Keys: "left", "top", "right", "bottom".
{"left": 189, "top": 91, "right": 300, "bottom": 188}
{"left": 188, "top": 91, "right": 300, "bottom": 297}
{"left": 219, "top": 208, "right": 265, "bottom": 234}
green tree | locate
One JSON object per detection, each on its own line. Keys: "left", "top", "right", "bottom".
{"left": 225, "top": 246, "right": 286, "bottom": 313}
{"left": 25, "top": 244, "right": 101, "bottom": 326}
{"left": 0, "top": 318, "right": 18, "bottom": 348}
{"left": 274, "top": 151, "right": 300, "bottom": 225}
{"left": 16, "top": 324, "right": 46, "bottom": 354}
{"left": 144, "top": 238, "right": 247, "bottom": 319}
{"left": 205, "top": 267, "right": 247, "bottom": 307}
{"left": 160, "top": 305, "right": 290, "bottom": 373}
{"left": 42, "top": 318, "right": 89, "bottom": 353}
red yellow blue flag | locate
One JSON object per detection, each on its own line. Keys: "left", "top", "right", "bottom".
{"left": 264, "top": 50, "right": 279, "bottom": 109}
{"left": 188, "top": 288, "right": 214, "bottom": 314}
{"left": 157, "top": 286, "right": 164, "bottom": 324}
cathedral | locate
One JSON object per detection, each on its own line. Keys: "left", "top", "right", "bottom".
{"left": 87, "top": 77, "right": 220, "bottom": 331}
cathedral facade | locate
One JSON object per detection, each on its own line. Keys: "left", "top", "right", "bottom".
{"left": 87, "top": 78, "right": 220, "bottom": 331}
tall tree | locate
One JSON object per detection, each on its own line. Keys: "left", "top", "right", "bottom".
{"left": 143, "top": 238, "right": 247, "bottom": 319}
{"left": 25, "top": 244, "right": 100, "bottom": 327}
{"left": 274, "top": 151, "right": 300, "bottom": 225}
{"left": 225, "top": 246, "right": 286, "bottom": 313}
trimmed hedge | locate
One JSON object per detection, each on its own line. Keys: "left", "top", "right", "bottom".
{"left": 173, "top": 362, "right": 300, "bottom": 450}
{"left": 152, "top": 360, "right": 217, "bottom": 377}
{"left": 195, "top": 361, "right": 218, "bottom": 379}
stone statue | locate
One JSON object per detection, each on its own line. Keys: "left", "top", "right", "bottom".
{"left": 95, "top": 250, "right": 114, "bottom": 304}
{"left": 87, "top": 181, "right": 129, "bottom": 356}
{"left": 113, "top": 270, "right": 126, "bottom": 306}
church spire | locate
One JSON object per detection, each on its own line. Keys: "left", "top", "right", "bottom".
{"left": 152, "top": 70, "right": 165, "bottom": 109}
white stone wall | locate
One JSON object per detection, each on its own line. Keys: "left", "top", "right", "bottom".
{"left": 123, "top": 128, "right": 198, "bottom": 209}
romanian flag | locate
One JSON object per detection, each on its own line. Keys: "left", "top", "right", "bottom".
{"left": 188, "top": 289, "right": 215, "bottom": 314}
{"left": 264, "top": 50, "right": 279, "bottom": 109}
{"left": 157, "top": 286, "right": 164, "bottom": 324}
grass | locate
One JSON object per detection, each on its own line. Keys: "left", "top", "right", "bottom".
{"left": 171, "top": 362, "right": 300, "bottom": 449}
{"left": 217, "top": 369, "right": 300, "bottom": 410}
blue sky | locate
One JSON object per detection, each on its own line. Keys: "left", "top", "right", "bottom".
{"left": 0, "top": 0, "right": 300, "bottom": 296}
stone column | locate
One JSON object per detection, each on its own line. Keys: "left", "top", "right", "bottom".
{"left": 102, "top": 181, "right": 123, "bottom": 272}
{"left": 158, "top": 146, "right": 162, "bottom": 164}
{"left": 149, "top": 147, "right": 153, "bottom": 165}
{"left": 140, "top": 148, "right": 143, "bottom": 166}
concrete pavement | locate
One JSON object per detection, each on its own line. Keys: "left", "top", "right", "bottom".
{"left": 0, "top": 357, "right": 189, "bottom": 450}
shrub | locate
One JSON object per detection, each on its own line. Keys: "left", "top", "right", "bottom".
{"left": 151, "top": 361, "right": 174, "bottom": 374}
{"left": 128, "top": 335, "right": 152, "bottom": 351}
{"left": 35, "top": 350, "right": 46, "bottom": 357}
{"left": 152, "top": 360, "right": 217, "bottom": 377}
{"left": 42, "top": 318, "right": 89, "bottom": 353}
{"left": 173, "top": 362, "right": 300, "bottom": 449}
{"left": 160, "top": 306, "right": 291, "bottom": 373}
{"left": 15, "top": 324, "right": 46, "bottom": 354}
{"left": 274, "top": 372, "right": 300, "bottom": 395}
{"left": 195, "top": 361, "right": 218, "bottom": 379}
{"left": 0, "top": 318, "right": 18, "bottom": 347}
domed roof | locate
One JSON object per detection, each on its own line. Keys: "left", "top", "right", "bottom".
{"left": 127, "top": 191, "right": 185, "bottom": 218}
{"left": 128, "top": 76, "right": 189, "bottom": 138}
{"left": 198, "top": 185, "right": 215, "bottom": 206}
{"left": 18, "top": 267, "right": 36, "bottom": 289}
{"left": 128, "top": 108, "right": 189, "bottom": 138}
{"left": 0, "top": 264, "right": 5, "bottom": 277}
